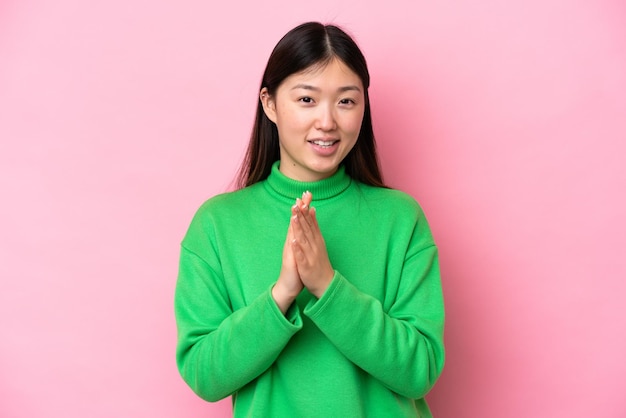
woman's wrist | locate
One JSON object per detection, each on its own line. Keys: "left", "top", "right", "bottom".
{"left": 271, "top": 282, "right": 298, "bottom": 314}
{"left": 307, "top": 271, "right": 334, "bottom": 299}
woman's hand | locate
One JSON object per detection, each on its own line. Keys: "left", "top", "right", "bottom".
{"left": 272, "top": 216, "right": 304, "bottom": 314}
{"left": 290, "top": 191, "right": 334, "bottom": 298}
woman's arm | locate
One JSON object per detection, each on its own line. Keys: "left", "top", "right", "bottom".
{"left": 304, "top": 246, "right": 444, "bottom": 399}
{"left": 291, "top": 192, "right": 445, "bottom": 398}
{"left": 175, "top": 246, "right": 302, "bottom": 402}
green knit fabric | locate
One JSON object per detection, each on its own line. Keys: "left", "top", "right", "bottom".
{"left": 175, "top": 162, "right": 445, "bottom": 417}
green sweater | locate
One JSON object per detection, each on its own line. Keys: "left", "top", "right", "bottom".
{"left": 175, "top": 162, "right": 445, "bottom": 417}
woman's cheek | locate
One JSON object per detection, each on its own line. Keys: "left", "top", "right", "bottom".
{"left": 348, "top": 116, "right": 364, "bottom": 135}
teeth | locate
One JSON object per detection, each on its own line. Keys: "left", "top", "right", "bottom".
{"left": 313, "top": 140, "right": 335, "bottom": 147}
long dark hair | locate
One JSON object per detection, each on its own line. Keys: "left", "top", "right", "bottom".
{"left": 235, "top": 22, "right": 385, "bottom": 189}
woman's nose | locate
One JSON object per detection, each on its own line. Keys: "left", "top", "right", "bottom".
{"left": 315, "top": 104, "right": 337, "bottom": 131}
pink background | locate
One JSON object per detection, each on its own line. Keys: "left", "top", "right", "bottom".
{"left": 1, "top": 0, "right": 625, "bottom": 417}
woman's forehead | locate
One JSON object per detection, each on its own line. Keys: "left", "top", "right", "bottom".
{"left": 282, "top": 58, "right": 363, "bottom": 90}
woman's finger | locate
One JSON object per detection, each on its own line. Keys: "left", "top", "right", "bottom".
{"left": 301, "top": 191, "right": 313, "bottom": 208}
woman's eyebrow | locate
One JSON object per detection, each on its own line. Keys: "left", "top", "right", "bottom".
{"left": 291, "top": 84, "right": 362, "bottom": 93}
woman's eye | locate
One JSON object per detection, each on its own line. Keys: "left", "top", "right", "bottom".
{"left": 339, "top": 98, "right": 355, "bottom": 105}
{"left": 299, "top": 97, "right": 313, "bottom": 103}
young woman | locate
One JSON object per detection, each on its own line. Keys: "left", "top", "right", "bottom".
{"left": 175, "top": 22, "right": 445, "bottom": 417}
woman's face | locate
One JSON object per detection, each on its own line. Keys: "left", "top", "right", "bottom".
{"left": 261, "top": 58, "right": 365, "bottom": 182}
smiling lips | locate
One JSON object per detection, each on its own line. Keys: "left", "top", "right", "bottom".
{"left": 308, "top": 139, "right": 340, "bottom": 156}
{"left": 309, "top": 139, "right": 339, "bottom": 148}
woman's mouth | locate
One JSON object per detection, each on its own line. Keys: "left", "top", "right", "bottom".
{"left": 309, "top": 139, "right": 338, "bottom": 148}
{"left": 308, "top": 139, "right": 340, "bottom": 156}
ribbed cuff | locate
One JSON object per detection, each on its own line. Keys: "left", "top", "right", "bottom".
{"left": 265, "top": 285, "right": 303, "bottom": 331}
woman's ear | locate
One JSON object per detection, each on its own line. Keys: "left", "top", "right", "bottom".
{"left": 260, "top": 87, "right": 277, "bottom": 124}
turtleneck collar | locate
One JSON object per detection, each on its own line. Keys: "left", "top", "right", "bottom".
{"left": 264, "top": 161, "right": 352, "bottom": 201}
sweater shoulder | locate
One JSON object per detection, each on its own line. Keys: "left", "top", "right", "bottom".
{"left": 182, "top": 184, "right": 263, "bottom": 245}
{"left": 354, "top": 183, "right": 426, "bottom": 218}
{"left": 352, "top": 184, "right": 435, "bottom": 248}
{"left": 192, "top": 183, "right": 263, "bottom": 218}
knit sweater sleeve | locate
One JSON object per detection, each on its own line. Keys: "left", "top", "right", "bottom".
{"left": 174, "top": 208, "right": 302, "bottom": 402}
{"left": 304, "top": 209, "right": 445, "bottom": 399}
